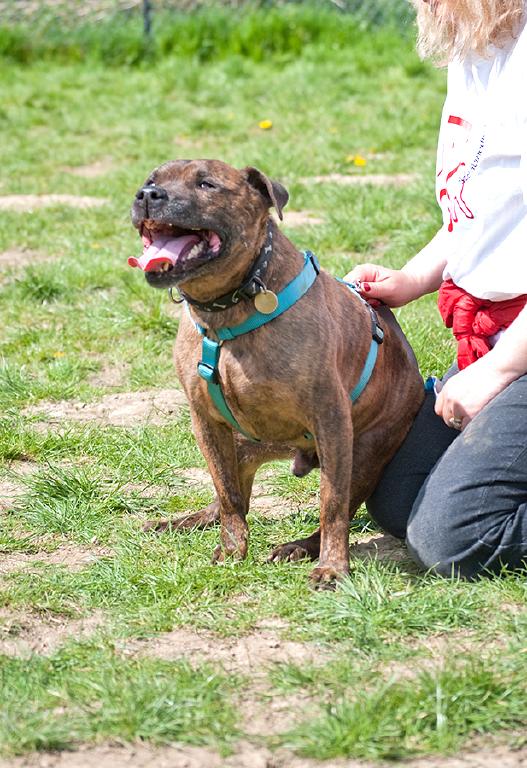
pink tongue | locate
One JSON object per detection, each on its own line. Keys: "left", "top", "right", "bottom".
{"left": 128, "top": 234, "right": 200, "bottom": 271}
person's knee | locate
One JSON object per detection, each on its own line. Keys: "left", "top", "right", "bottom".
{"left": 405, "top": 498, "right": 483, "bottom": 580}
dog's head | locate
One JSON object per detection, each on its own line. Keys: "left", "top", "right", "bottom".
{"left": 129, "top": 159, "right": 288, "bottom": 290}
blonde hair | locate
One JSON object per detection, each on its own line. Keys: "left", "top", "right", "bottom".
{"left": 411, "top": 0, "right": 525, "bottom": 64}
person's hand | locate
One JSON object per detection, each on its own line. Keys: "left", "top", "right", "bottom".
{"left": 343, "top": 263, "right": 422, "bottom": 307}
{"left": 435, "top": 358, "right": 511, "bottom": 430}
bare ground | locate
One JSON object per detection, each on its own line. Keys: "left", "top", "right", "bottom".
{"left": 0, "top": 461, "right": 40, "bottom": 513}
{"left": 0, "top": 195, "right": 109, "bottom": 211}
{"left": 86, "top": 361, "right": 132, "bottom": 389}
{"left": 23, "top": 388, "right": 188, "bottom": 428}
{"left": 351, "top": 532, "right": 411, "bottom": 564}
{"left": 0, "top": 479, "right": 25, "bottom": 514}
{"left": 0, "top": 543, "right": 111, "bottom": 578}
{"left": 2, "top": 742, "right": 527, "bottom": 768}
{"left": 127, "top": 619, "right": 322, "bottom": 675}
{"left": 0, "top": 249, "right": 51, "bottom": 271}
{"left": 280, "top": 210, "right": 325, "bottom": 227}
{"left": 0, "top": 608, "right": 105, "bottom": 657}
{"left": 61, "top": 159, "right": 114, "bottom": 178}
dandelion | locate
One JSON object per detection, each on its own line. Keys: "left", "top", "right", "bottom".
{"left": 258, "top": 119, "right": 273, "bottom": 130}
{"left": 346, "top": 154, "right": 367, "bottom": 167}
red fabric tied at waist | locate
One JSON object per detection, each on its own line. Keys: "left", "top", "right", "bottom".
{"left": 438, "top": 279, "right": 527, "bottom": 370}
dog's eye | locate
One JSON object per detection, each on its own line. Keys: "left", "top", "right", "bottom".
{"left": 199, "top": 180, "right": 216, "bottom": 190}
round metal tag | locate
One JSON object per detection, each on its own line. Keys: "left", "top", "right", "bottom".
{"left": 254, "top": 291, "right": 278, "bottom": 314}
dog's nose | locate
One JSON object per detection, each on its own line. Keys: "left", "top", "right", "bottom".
{"left": 135, "top": 185, "right": 168, "bottom": 203}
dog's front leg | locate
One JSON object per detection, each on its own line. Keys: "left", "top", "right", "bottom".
{"left": 309, "top": 400, "right": 354, "bottom": 588}
{"left": 191, "top": 412, "right": 249, "bottom": 563}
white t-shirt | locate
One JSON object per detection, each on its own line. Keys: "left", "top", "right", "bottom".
{"left": 422, "top": 17, "right": 527, "bottom": 301}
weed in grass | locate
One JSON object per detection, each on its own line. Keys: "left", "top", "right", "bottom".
{"left": 13, "top": 464, "right": 147, "bottom": 545}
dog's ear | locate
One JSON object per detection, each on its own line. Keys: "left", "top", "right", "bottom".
{"left": 242, "top": 167, "right": 289, "bottom": 221}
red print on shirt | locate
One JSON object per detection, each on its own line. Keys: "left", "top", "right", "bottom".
{"left": 437, "top": 115, "right": 476, "bottom": 233}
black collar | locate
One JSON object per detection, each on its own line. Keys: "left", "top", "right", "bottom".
{"left": 171, "top": 221, "right": 273, "bottom": 312}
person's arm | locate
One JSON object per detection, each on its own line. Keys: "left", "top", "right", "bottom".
{"left": 435, "top": 305, "right": 527, "bottom": 428}
{"left": 344, "top": 228, "right": 449, "bottom": 307}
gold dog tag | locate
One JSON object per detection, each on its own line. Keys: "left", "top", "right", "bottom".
{"left": 254, "top": 290, "right": 278, "bottom": 314}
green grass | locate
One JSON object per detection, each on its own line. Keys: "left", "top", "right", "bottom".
{"left": 285, "top": 650, "right": 527, "bottom": 760}
{"left": 0, "top": 5, "right": 414, "bottom": 66}
{"left": 0, "top": 642, "right": 238, "bottom": 756}
{"left": 0, "top": 10, "right": 525, "bottom": 764}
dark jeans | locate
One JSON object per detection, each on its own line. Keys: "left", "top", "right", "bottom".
{"left": 367, "top": 367, "right": 527, "bottom": 579}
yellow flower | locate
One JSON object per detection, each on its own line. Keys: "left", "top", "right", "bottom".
{"left": 53, "top": 351, "right": 65, "bottom": 358}
{"left": 258, "top": 119, "right": 273, "bottom": 130}
{"left": 346, "top": 154, "right": 367, "bottom": 167}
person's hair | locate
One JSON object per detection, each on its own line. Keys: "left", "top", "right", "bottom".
{"left": 411, "top": 0, "right": 525, "bottom": 64}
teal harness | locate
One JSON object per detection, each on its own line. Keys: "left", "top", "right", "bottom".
{"left": 191, "top": 251, "right": 384, "bottom": 442}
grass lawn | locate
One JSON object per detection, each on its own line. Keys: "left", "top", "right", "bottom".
{"left": 1, "top": 12, "right": 526, "bottom": 766}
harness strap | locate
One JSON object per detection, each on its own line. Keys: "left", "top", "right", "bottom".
{"left": 337, "top": 278, "right": 384, "bottom": 401}
{"left": 197, "top": 336, "right": 257, "bottom": 440}
{"left": 194, "top": 255, "right": 383, "bottom": 442}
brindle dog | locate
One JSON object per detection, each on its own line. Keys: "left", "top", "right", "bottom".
{"left": 130, "top": 159, "right": 424, "bottom": 587}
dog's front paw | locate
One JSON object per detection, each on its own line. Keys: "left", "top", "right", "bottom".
{"left": 309, "top": 564, "right": 348, "bottom": 590}
{"left": 211, "top": 533, "right": 248, "bottom": 564}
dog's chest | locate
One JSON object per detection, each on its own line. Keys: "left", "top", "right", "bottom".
{"left": 179, "top": 332, "right": 312, "bottom": 443}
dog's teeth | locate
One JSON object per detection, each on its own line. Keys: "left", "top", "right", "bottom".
{"left": 187, "top": 242, "right": 206, "bottom": 259}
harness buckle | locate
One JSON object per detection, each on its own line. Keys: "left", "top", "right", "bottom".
{"left": 307, "top": 251, "right": 320, "bottom": 275}
{"left": 368, "top": 306, "right": 384, "bottom": 345}
{"left": 197, "top": 361, "right": 218, "bottom": 384}
{"left": 373, "top": 324, "right": 384, "bottom": 344}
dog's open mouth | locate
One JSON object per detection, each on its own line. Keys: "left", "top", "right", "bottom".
{"left": 128, "top": 223, "right": 223, "bottom": 275}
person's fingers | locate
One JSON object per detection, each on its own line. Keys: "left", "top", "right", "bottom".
{"left": 435, "top": 390, "right": 469, "bottom": 429}
{"left": 343, "top": 263, "right": 381, "bottom": 284}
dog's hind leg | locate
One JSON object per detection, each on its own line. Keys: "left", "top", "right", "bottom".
{"left": 268, "top": 529, "right": 321, "bottom": 563}
{"left": 143, "top": 501, "right": 220, "bottom": 533}
{"left": 144, "top": 435, "right": 291, "bottom": 537}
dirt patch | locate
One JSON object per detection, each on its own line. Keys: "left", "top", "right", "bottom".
{"left": 0, "top": 461, "right": 39, "bottom": 514}
{"left": 0, "top": 479, "right": 25, "bottom": 514}
{"left": 300, "top": 173, "right": 417, "bottom": 187}
{"left": 0, "top": 744, "right": 261, "bottom": 768}
{"left": 351, "top": 532, "right": 411, "bottom": 564}
{"left": 126, "top": 619, "right": 323, "bottom": 739}
{"left": 0, "top": 195, "right": 109, "bottom": 212}
{"left": 0, "top": 609, "right": 105, "bottom": 657}
{"left": 129, "top": 620, "right": 321, "bottom": 675}
{"left": 406, "top": 747, "right": 527, "bottom": 768}
{"left": 24, "top": 388, "right": 188, "bottom": 428}
{"left": 280, "top": 210, "right": 325, "bottom": 227}
{"left": 61, "top": 159, "right": 114, "bottom": 178}
{"left": 0, "top": 543, "right": 111, "bottom": 578}
{"left": 2, "top": 743, "right": 527, "bottom": 768}
{"left": 0, "top": 249, "right": 51, "bottom": 271}
{"left": 86, "top": 361, "right": 131, "bottom": 389}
